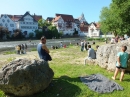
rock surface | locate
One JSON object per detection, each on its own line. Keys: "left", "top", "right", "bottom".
{"left": 86, "top": 40, "right": 130, "bottom": 72}
{"left": 0, "top": 59, "right": 54, "bottom": 96}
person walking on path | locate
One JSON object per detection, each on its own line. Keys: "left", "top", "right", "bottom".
{"left": 112, "top": 46, "right": 129, "bottom": 82}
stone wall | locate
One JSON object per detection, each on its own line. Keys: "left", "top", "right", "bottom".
{"left": 86, "top": 40, "right": 130, "bottom": 72}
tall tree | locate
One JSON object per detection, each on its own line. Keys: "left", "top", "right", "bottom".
{"left": 99, "top": 0, "right": 130, "bottom": 36}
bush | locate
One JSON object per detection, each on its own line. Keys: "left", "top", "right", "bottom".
{"left": 29, "top": 32, "right": 34, "bottom": 38}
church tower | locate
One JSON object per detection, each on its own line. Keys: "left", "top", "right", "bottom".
{"left": 78, "top": 13, "right": 87, "bottom": 23}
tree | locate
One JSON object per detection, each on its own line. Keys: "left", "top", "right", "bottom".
{"left": 29, "top": 32, "right": 34, "bottom": 38}
{"left": 37, "top": 18, "right": 61, "bottom": 39}
{"left": 12, "top": 29, "right": 24, "bottom": 40}
{"left": 99, "top": 0, "right": 130, "bottom": 36}
{"left": 0, "top": 26, "right": 9, "bottom": 40}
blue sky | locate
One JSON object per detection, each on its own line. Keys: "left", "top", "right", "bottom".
{"left": 0, "top": 0, "right": 111, "bottom": 23}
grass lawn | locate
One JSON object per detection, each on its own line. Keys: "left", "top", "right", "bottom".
{"left": 0, "top": 42, "right": 130, "bottom": 97}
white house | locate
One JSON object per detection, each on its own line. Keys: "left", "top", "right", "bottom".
{"left": 0, "top": 14, "right": 16, "bottom": 34}
{"left": 15, "top": 12, "right": 38, "bottom": 37}
{"left": 52, "top": 14, "right": 75, "bottom": 35}
{"left": 88, "top": 22, "right": 100, "bottom": 37}
{"left": 0, "top": 12, "right": 42, "bottom": 37}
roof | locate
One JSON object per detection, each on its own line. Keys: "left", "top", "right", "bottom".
{"left": 18, "top": 12, "right": 37, "bottom": 22}
{"left": 80, "top": 22, "right": 89, "bottom": 32}
{"left": 46, "top": 17, "right": 54, "bottom": 22}
{"left": 1, "top": 12, "right": 42, "bottom": 22}
{"left": 54, "top": 13, "right": 74, "bottom": 22}
{"left": 53, "top": 16, "right": 61, "bottom": 22}
{"left": 33, "top": 15, "right": 42, "bottom": 21}
{"left": 90, "top": 22, "right": 100, "bottom": 28}
{"left": 80, "top": 26, "right": 88, "bottom": 32}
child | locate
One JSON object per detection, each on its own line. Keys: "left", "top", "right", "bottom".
{"left": 112, "top": 46, "right": 129, "bottom": 81}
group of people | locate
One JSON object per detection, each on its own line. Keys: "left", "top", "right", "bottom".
{"left": 110, "top": 36, "right": 129, "bottom": 44}
{"left": 51, "top": 42, "right": 67, "bottom": 50}
{"left": 15, "top": 43, "right": 27, "bottom": 54}
{"left": 37, "top": 36, "right": 129, "bottom": 82}
{"left": 80, "top": 40, "right": 88, "bottom": 51}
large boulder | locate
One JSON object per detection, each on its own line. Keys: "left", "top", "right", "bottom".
{"left": 0, "top": 59, "right": 54, "bottom": 96}
{"left": 96, "top": 40, "right": 130, "bottom": 72}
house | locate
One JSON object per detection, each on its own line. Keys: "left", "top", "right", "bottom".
{"left": 0, "top": 12, "right": 42, "bottom": 37}
{"left": 15, "top": 11, "right": 39, "bottom": 37}
{"left": 46, "top": 17, "right": 54, "bottom": 23}
{"left": 75, "top": 13, "right": 89, "bottom": 36}
{"left": 88, "top": 22, "right": 100, "bottom": 37}
{"left": 0, "top": 14, "right": 16, "bottom": 35}
{"left": 52, "top": 14, "right": 75, "bottom": 35}
{"left": 1, "top": 12, "right": 42, "bottom": 37}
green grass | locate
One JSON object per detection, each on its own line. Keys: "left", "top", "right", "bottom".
{"left": 3, "top": 51, "right": 15, "bottom": 55}
{"left": 0, "top": 42, "right": 130, "bottom": 97}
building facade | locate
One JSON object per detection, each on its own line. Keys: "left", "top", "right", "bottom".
{"left": 16, "top": 12, "right": 38, "bottom": 37}
{"left": 75, "top": 13, "right": 89, "bottom": 36}
{"left": 0, "top": 14, "right": 16, "bottom": 33}
{"left": 52, "top": 14, "right": 75, "bottom": 35}
{"left": 0, "top": 12, "right": 42, "bottom": 37}
{"left": 88, "top": 22, "right": 100, "bottom": 37}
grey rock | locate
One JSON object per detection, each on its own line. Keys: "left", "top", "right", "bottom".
{"left": 85, "top": 40, "right": 130, "bottom": 72}
{"left": 0, "top": 59, "right": 54, "bottom": 96}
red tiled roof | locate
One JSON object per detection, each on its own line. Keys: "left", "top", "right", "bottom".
{"left": 53, "top": 16, "right": 61, "bottom": 22}
{"left": 90, "top": 22, "right": 100, "bottom": 28}
{"left": 54, "top": 14, "right": 74, "bottom": 22}
{"left": 1, "top": 14, "right": 42, "bottom": 22}
{"left": 80, "top": 26, "right": 88, "bottom": 32}
{"left": 95, "top": 22, "right": 100, "bottom": 28}
{"left": 33, "top": 15, "right": 42, "bottom": 21}
{"left": 80, "top": 22, "right": 89, "bottom": 32}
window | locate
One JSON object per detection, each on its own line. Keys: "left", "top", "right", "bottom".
{"left": 5, "top": 23, "right": 8, "bottom": 27}
{"left": 26, "top": 22, "right": 28, "bottom": 24}
{"left": 2, "top": 19, "right": 5, "bottom": 22}
{"left": 7, "top": 19, "right": 10, "bottom": 23}
{"left": 0, "top": 23, "right": 2, "bottom": 26}
{"left": 10, "top": 24, "right": 14, "bottom": 27}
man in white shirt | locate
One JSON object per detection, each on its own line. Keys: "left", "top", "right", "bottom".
{"left": 84, "top": 45, "right": 96, "bottom": 65}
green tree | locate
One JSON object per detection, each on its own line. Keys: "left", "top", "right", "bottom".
{"left": 37, "top": 18, "right": 61, "bottom": 39}
{"left": 0, "top": 26, "right": 9, "bottom": 40}
{"left": 99, "top": 0, "right": 130, "bottom": 36}
{"left": 12, "top": 29, "right": 24, "bottom": 40}
{"left": 29, "top": 32, "right": 34, "bottom": 38}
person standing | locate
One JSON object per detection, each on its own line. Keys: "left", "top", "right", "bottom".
{"left": 37, "top": 36, "right": 52, "bottom": 62}
{"left": 80, "top": 40, "right": 84, "bottom": 51}
{"left": 112, "top": 46, "right": 129, "bottom": 82}
{"left": 84, "top": 40, "right": 88, "bottom": 51}
{"left": 24, "top": 43, "right": 27, "bottom": 54}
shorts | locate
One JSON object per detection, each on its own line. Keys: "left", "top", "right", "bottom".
{"left": 116, "top": 66, "right": 127, "bottom": 69}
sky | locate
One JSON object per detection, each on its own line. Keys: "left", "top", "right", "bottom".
{"left": 0, "top": 0, "right": 111, "bottom": 23}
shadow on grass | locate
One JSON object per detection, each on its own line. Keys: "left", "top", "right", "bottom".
{"left": 32, "top": 75, "right": 81, "bottom": 97}
{"left": 123, "top": 79, "right": 130, "bottom": 82}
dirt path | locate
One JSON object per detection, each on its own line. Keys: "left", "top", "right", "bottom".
{"left": 0, "top": 51, "right": 39, "bottom": 67}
